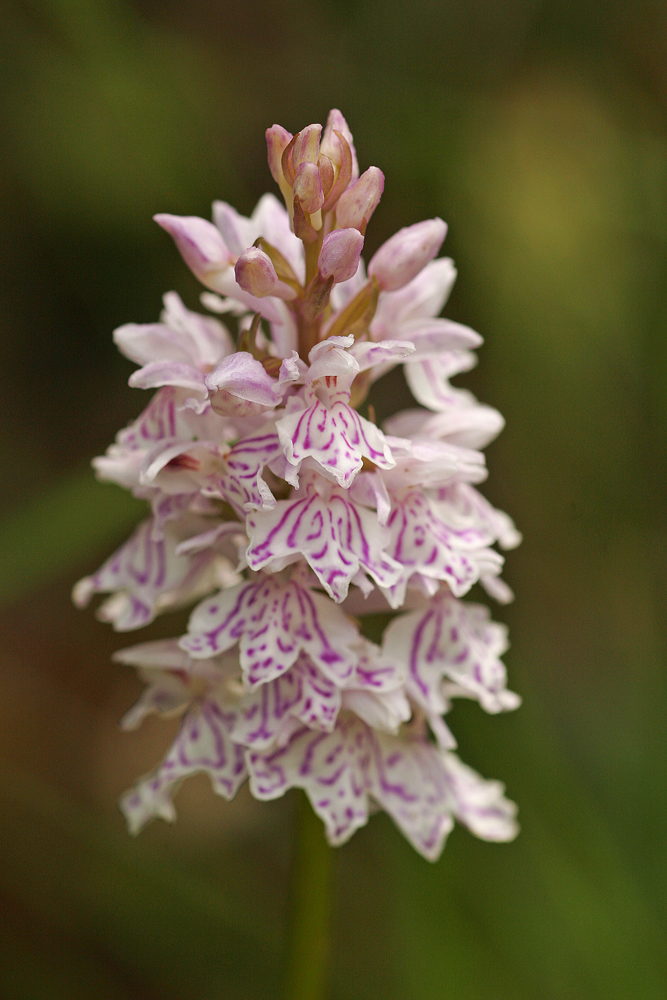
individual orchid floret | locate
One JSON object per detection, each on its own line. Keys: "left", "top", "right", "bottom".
{"left": 382, "top": 592, "right": 521, "bottom": 721}
{"left": 234, "top": 247, "right": 298, "bottom": 301}
{"left": 245, "top": 478, "right": 404, "bottom": 602}
{"left": 246, "top": 714, "right": 517, "bottom": 857}
{"left": 114, "top": 291, "right": 233, "bottom": 372}
{"left": 154, "top": 214, "right": 234, "bottom": 292}
{"left": 334, "top": 167, "right": 385, "bottom": 233}
{"left": 72, "top": 515, "right": 238, "bottom": 631}
{"left": 181, "top": 573, "right": 361, "bottom": 687}
{"left": 368, "top": 218, "right": 447, "bottom": 291}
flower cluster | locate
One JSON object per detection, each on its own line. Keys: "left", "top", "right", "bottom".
{"left": 75, "top": 110, "right": 520, "bottom": 860}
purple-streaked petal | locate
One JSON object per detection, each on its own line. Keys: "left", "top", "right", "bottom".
{"left": 72, "top": 516, "right": 221, "bottom": 631}
{"left": 216, "top": 427, "right": 284, "bottom": 513}
{"left": 433, "top": 483, "right": 522, "bottom": 551}
{"left": 380, "top": 489, "right": 498, "bottom": 607}
{"left": 442, "top": 753, "right": 519, "bottom": 841}
{"left": 368, "top": 727, "right": 454, "bottom": 860}
{"left": 382, "top": 593, "right": 520, "bottom": 716}
{"left": 119, "top": 697, "right": 247, "bottom": 834}
{"left": 232, "top": 653, "right": 341, "bottom": 748}
{"left": 246, "top": 488, "right": 403, "bottom": 602}
{"left": 246, "top": 717, "right": 370, "bottom": 845}
{"left": 277, "top": 401, "right": 395, "bottom": 489}
{"left": 182, "top": 575, "right": 360, "bottom": 686}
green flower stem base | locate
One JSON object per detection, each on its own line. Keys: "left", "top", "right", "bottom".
{"left": 282, "top": 792, "right": 334, "bottom": 1000}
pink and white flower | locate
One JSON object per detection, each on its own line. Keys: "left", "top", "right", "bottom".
{"left": 76, "top": 109, "right": 520, "bottom": 861}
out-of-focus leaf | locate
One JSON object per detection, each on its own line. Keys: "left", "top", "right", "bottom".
{"left": 0, "top": 471, "right": 143, "bottom": 603}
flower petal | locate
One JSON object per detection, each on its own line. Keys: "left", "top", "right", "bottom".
{"left": 246, "top": 488, "right": 403, "bottom": 602}
{"left": 382, "top": 593, "right": 520, "bottom": 716}
{"left": 277, "top": 401, "right": 395, "bottom": 489}
{"left": 119, "top": 697, "right": 247, "bottom": 834}
{"left": 182, "top": 575, "right": 360, "bottom": 686}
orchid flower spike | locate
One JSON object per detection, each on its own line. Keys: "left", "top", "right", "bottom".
{"left": 76, "top": 109, "right": 520, "bottom": 862}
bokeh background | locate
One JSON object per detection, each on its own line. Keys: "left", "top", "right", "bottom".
{"left": 2, "top": 0, "right": 667, "bottom": 996}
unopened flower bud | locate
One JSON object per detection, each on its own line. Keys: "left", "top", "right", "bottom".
{"left": 368, "top": 218, "right": 447, "bottom": 291}
{"left": 154, "top": 214, "right": 233, "bottom": 291}
{"left": 321, "top": 109, "right": 359, "bottom": 182}
{"left": 335, "top": 167, "right": 385, "bottom": 233}
{"left": 318, "top": 228, "right": 364, "bottom": 284}
{"left": 293, "top": 161, "right": 324, "bottom": 215}
{"left": 291, "top": 124, "right": 322, "bottom": 170}
{"left": 266, "top": 124, "right": 293, "bottom": 185}
{"left": 234, "top": 248, "right": 297, "bottom": 301}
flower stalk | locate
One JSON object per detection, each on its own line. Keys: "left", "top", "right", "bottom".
{"left": 282, "top": 791, "right": 334, "bottom": 1000}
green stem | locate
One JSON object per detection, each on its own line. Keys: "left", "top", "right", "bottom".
{"left": 282, "top": 792, "right": 334, "bottom": 1000}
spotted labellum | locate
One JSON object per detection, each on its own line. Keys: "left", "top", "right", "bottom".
{"left": 76, "top": 110, "right": 521, "bottom": 860}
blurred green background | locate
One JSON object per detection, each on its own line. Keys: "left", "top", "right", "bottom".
{"left": 2, "top": 0, "right": 667, "bottom": 996}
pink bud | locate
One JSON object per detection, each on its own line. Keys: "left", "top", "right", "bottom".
{"left": 234, "top": 248, "right": 297, "bottom": 301}
{"left": 293, "top": 161, "right": 324, "bottom": 214}
{"left": 154, "top": 214, "right": 233, "bottom": 291}
{"left": 321, "top": 109, "right": 359, "bottom": 181}
{"left": 291, "top": 124, "right": 322, "bottom": 169}
{"left": 318, "top": 228, "right": 364, "bottom": 284}
{"left": 266, "top": 125, "right": 293, "bottom": 185}
{"left": 335, "top": 167, "right": 385, "bottom": 233}
{"left": 368, "top": 218, "right": 447, "bottom": 292}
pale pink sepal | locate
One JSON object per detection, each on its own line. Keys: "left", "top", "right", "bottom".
{"left": 154, "top": 214, "right": 233, "bottom": 291}
{"left": 205, "top": 353, "right": 279, "bottom": 417}
{"left": 266, "top": 125, "right": 293, "bottom": 185}
{"left": 293, "top": 161, "right": 324, "bottom": 214}
{"left": 321, "top": 109, "right": 359, "bottom": 182}
{"left": 368, "top": 218, "right": 447, "bottom": 292}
